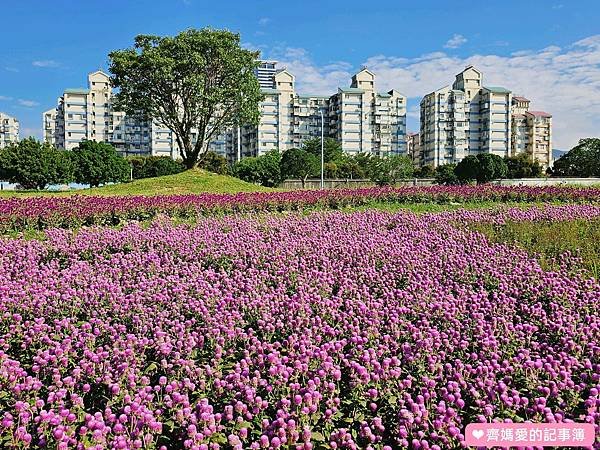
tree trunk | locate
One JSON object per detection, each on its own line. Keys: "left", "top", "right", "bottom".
{"left": 180, "top": 134, "right": 197, "bottom": 169}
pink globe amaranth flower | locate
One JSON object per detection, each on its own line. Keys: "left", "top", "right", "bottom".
{"left": 1, "top": 205, "right": 599, "bottom": 448}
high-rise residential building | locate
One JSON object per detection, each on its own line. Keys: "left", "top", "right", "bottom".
{"left": 241, "top": 65, "right": 407, "bottom": 158}
{"left": 43, "top": 65, "right": 407, "bottom": 161}
{"left": 511, "top": 96, "right": 552, "bottom": 168}
{"left": 407, "top": 132, "right": 421, "bottom": 165}
{"left": 0, "top": 112, "right": 19, "bottom": 148}
{"left": 43, "top": 71, "right": 153, "bottom": 155}
{"left": 254, "top": 60, "right": 278, "bottom": 89}
{"left": 419, "top": 66, "right": 552, "bottom": 168}
{"left": 43, "top": 107, "right": 64, "bottom": 149}
{"left": 239, "top": 69, "right": 296, "bottom": 157}
{"left": 328, "top": 69, "right": 407, "bottom": 156}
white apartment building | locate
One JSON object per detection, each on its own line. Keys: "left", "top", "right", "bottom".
{"left": 407, "top": 132, "right": 421, "bottom": 165}
{"left": 420, "top": 66, "right": 552, "bottom": 168}
{"left": 328, "top": 69, "right": 407, "bottom": 156}
{"left": 254, "top": 61, "right": 279, "bottom": 89}
{"left": 511, "top": 96, "right": 552, "bottom": 167}
{"left": 44, "top": 66, "right": 408, "bottom": 162}
{"left": 0, "top": 112, "right": 19, "bottom": 148}
{"left": 239, "top": 69, "right": 296, "bottom": 157}
{"left": 241, "top": 66, "right": 407, "bottom": 158}
{"left": 44, "top": 71, "right": 153, "bottom": 155}
{"left": 43, "top": 70, "right": 245, "bottom": 160}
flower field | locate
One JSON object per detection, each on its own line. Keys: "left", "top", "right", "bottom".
{"left": 1, "top": 203, "right": 599, "bottom": 449}
{"left": 1, "top": 185, "right": 600, "bottom": 232}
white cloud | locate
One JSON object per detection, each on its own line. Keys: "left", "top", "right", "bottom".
{"left": 552, "top": 4, "right": 564, "bottom": 9}
{"left": 241, "top": 41, "right": 268, "bottom": 53}
{"left": 263, "top": 35, "right": 600, "bottom": 149}
{"left": 365, "top": 36, "right": 600, "bottom": 149}
{"left": 269, "top": 47, "right": 353, "bottom": 94}
{"left": 4, "top": 67, "right": 19, "bottom": 73}
{"left": 21, "top": 127, "right": 41, "bottom": 139}
{"left": 18, "top": 99, "right": 39, "bottom": 107}
{"left": 258, "top": 17, "right": 270, "bottom": 26}
{"left": 444, "top": 34, "right": 468, "bottom": 49}
{"left": 0, "top": 95, "right": 12, "bottom": 101}
{"left": 32, "top": 60, "right": 59, "bottom": 68}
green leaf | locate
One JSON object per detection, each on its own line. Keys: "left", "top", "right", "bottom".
{"left": 210, "top": 433, "right": 228, "bottom": 444}
{"left": 144, "top": 362, "right": 158, "bottom": 374}
{"left": 311, "top": 431, "right": 326, "bottom": 442}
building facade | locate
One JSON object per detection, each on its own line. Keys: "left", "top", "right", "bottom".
{"left": 419, "top": 66, "right": 552, "bottom": 168}
{"left": 407, "top": 132, "right": 421, "bottom": 165}
{"left": 43, "top": 65, "right": 408, "bottom": 161}
{"left": 242, "top": 66, "right": 407, "bottom": 158}
{"left": 254, "top": 61, "right": 279, "bottom": 89}
{"left": 43, "top": 71, "right": 153, "bottom": 155}
{"left": 0, "top": 112, "right": 19, "bottom": 148}
{"left": 511, "top": 96, "right": 552, "bottom": 167}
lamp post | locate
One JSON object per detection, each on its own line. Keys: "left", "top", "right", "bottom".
{"left": 320, "top": 109, "right": 324, "bottom": 189}
{"left": 236, "top": 126, "right": 241, "bottom": 162}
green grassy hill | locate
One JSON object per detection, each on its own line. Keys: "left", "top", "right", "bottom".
{"left": 0, "top": 169, "right": 270, "bottom": 197}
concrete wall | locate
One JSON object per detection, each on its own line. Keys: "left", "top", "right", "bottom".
{"left": 279, "top": 178, "right": 436, "bottom": 190}
{"left": 492, "top": 178, "right": 600, "bottom": 186}
{"left": 280, "top": 177, "right": 600, "bottom": 190}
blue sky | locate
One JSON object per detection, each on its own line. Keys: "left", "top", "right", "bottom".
{"left": 1, "top": 0, "right": 599, "bottom": 149}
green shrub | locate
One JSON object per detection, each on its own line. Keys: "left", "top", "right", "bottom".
{"left": 128, "top": 156, "right": 185, "bottom": 179}
{"left": 233, "top": 150, "right": 282, "bottom": 187}
{"left": 199, "top": 152, "right": 229, "bottom": 175}
{"left": 368, "top": 155, "right": 414, "bottom": 186}
{"left": 505, "top": 153, "right": 543, "bottom": 178}
{"left": 71, "top": 140, "right": 130, "bottom": 187}
{"left": 0, "top": 138, "right": 73, "bottom": 189}
{"left": 455, "top": 153, "right": 508, "bottom": 184}
{"left": 435, "top": 163, "right": 459, "bottom": 185}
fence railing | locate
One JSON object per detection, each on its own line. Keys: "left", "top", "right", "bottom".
{"left": 280, "top": 177, "right": 600, "bottom": 190}
{"left": 279, "top": 178, "right": 436, "bottom": 190}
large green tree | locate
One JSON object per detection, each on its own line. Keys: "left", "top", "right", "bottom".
{"left": 454, "top": 155, "right": 480, "bottom": 184}
{"left": 0, "top": 138, "right": 73, "bottom": 190}
{"left": 233, "top": 150, "right": 282, "bottom": 187}
{"left": 504, "top": 153, "right": 543, "bottom": 178}
{"left": 455, "top": 153, "right": 508, "bottom": 184}
{"left": 280, "top": 148, "right": 319, "bottom": 188}
{"left": 435, "top": 163, "right": 459, "bottom": 185}
{"left": 368, "top": 154, "right": 414, "bottom": 186}
{"left": 477, "top": 153, "right": 508, "bottom": 183}
{"left": 336, "top": 154, "right": 367, "bottom": 179}
{"left": 71, "top": 140, "right": 130, "bottom": 187}
{"left": 302, "top": 138, "right": 344, "bottom": 165}
{"left": 415, "top": 165, "right": 435, "bottom": 178}
{"left": 109, "top": 28, "right": 263, "bottom": 169}
{"left": 552, "top": 138, "right": 600, "bottom": 177}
